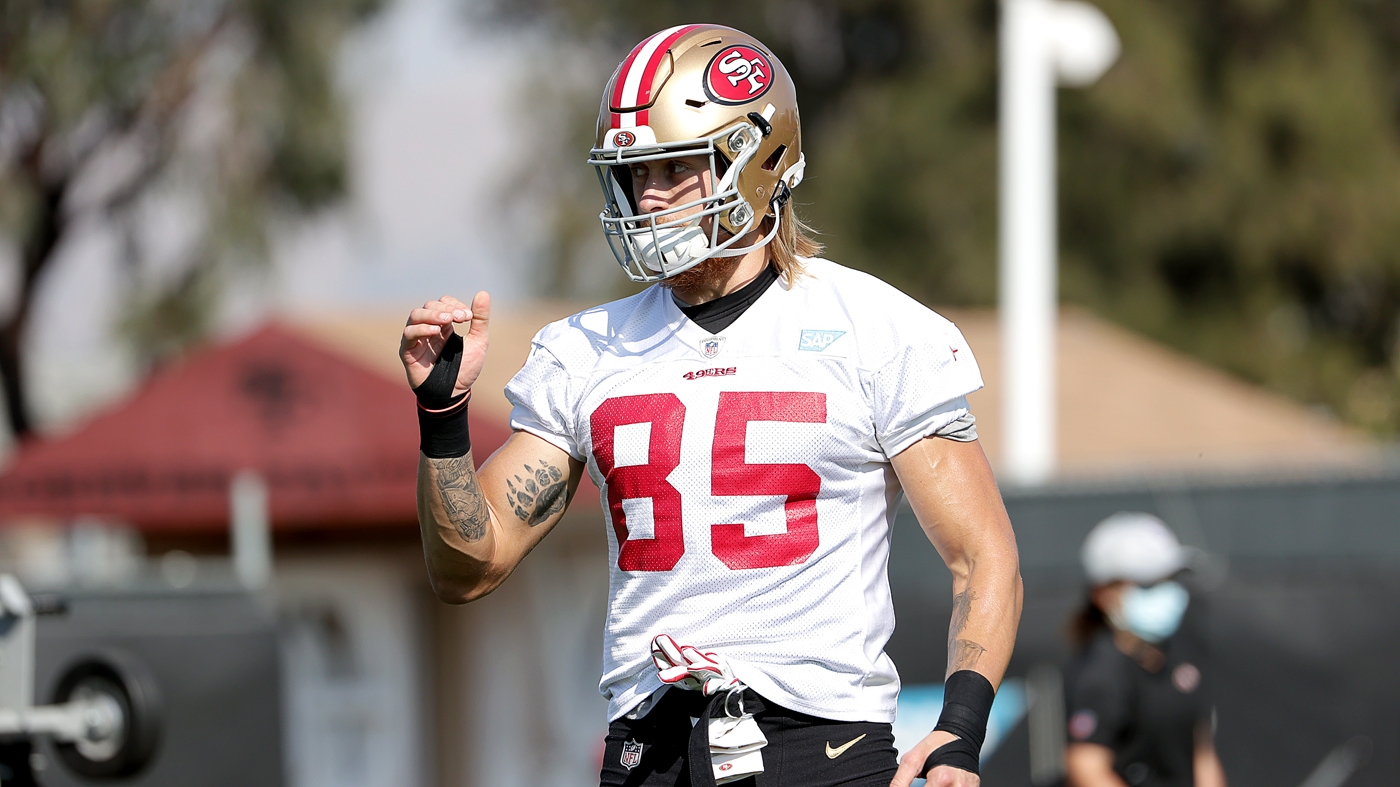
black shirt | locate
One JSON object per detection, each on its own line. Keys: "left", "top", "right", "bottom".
{"left": 672, "top": 263, "right": 780, "bottom": 334}
{"left": 1065, "top": 630, "right": 1212, "bottom": 787}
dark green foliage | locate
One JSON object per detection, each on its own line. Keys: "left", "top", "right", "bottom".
{"left": 1053, "top": 0, "right": 1400, "bottom": 434}
{"left": 0, "top": 0, "right": 380, "bottom": 438}
{"left": 499, "top": 0, "right": 1400, "bottom": 435}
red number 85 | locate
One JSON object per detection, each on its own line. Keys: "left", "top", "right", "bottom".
{"left": 590, "top": 391, "right": 826, "bottom": 571}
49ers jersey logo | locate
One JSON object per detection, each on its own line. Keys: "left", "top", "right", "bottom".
{"left": 704, "top": 45, "right": 774, "bottom": 104}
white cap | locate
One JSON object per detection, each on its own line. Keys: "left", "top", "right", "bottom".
{"left": 1081, "top": 512, "right": 1189, "bottom": 585}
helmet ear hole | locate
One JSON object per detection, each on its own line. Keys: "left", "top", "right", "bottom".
{"left": 714, "top": 151, "right": 731, "bottom": 179}
{"left": 609, "top": 165, "right": 639, "bottom": 215}
{"left": 761, "top": 144, "right": 787, "bottom": 172}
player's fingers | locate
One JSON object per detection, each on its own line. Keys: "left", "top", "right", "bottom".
{"left": 680, "top": 648, "right": 721, "bottom": 676}
{"left": 657, "top": 665, "right": 692, "bottom": 684}
{"left": 930, "top": 767, "right": 974, "bottom": 787}
{"left": 427, "top": 299, "right": 467, "bottom": 322}
{"left": 408, "top": 306, "right": 457, "bottom": 326}
{"left": 439, "top": 294, "right": 471, "bottom": 315}
{"left": 401, "top": 322, "right": 443, "bottom": 346}
{"left": 465, "top": 291, "right": 491, "bottom": 338}
{"left": 679, "top": 645, "right": 710, "bottom": 665}
{"left": 653, "top": 634, "right": 686, "bottom": 666}
{"left": 422, "top": 297, "right": 470, "bottom": 320}
{"left": 651, "top": 645, "right": 678, "bottom": 670}
{"left": 928, "top": 766, "right": 976, "bottom": 787}
{"left": 889, "top": 750, "right": 925, "bottom": 787}
{"left": 415, "top": 298, "right": 457, "bottom": 315}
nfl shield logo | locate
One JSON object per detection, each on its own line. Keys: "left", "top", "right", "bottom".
{"left": 701, "top": 337, "right": 725, "bottom": 359}
{"left": 621, "top": 740, "right": 644, "bottom": 770}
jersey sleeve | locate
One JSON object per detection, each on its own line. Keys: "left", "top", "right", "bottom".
{"left": 504, "top": 340, "right": 583, "bottom": 461}
{"left": 871, "top": 318, "right": 984, "bottom": 457}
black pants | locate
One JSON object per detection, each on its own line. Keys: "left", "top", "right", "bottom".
{"left": 600, "top": 688, "right": 899, "bottom": 787}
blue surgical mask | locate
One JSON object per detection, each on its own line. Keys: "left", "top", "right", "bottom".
{"left": 1113, "top": 581, "right": 1189, "bottom": 643}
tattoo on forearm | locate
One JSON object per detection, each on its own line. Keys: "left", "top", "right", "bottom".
{"left": 949, "top": 639, "right": 988, "bottom": 673}
{"left": 505, "top": 459, "right": 568, "bottom": 526}
{"left": 431, "top": 453, "right": 489, "bottom": 543}
{"left": 949, "top": 589, "right": 975, "bottom": 644}
{"left": 947, "top": 589, "right": 986, "bottom": 673}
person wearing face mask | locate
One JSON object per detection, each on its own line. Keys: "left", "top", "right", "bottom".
{"left": 1064, "top": 513, "right": 1227, "bottom": 787}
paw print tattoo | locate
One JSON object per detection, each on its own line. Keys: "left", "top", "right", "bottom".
{"left": 506, "top": 460, "right": 568, "bottom": 526}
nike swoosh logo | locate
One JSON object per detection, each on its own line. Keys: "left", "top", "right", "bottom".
{"left": 825, "top": 733, "right": 867, "bottom": 759}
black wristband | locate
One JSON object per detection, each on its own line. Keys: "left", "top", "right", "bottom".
{"left": 414, "top": 331, "right": 471, "bottom": 458}
{"left": 923, "top": 670, "right": 995, "bottom": 775}
{"left": 414, "top": 332, "right": 466, "bottom": 411}
{"left": 921, "top": 736, "right": 981, "bottom": 777}
{"left": 418, "top": 399, "right": 470, "bottom": 459}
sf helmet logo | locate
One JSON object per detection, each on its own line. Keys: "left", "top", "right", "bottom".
{"left": 613, "top": 130, "right": 636, "bottom": 147}
{"left": 704, "top": 45, "right": 773, "bottom": 105}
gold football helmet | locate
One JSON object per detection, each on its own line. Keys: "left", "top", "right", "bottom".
{"left": 589, "top": 24, "right": 806, "bottom": 282}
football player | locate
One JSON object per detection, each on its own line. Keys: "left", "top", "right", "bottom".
{"left": 402, "top": 24, "right": 1022, "bottom": 787}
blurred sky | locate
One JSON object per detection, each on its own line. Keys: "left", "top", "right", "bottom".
{"left": 19, "top": 0, "right": 567, "bottom": 446}
{"left": 276, "top": 0, "right": 534, "bottom": 308}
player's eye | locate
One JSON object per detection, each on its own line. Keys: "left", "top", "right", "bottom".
{"left": 668, "top": 160, "right": 691, "bottom": 175}
{"left": 629, "top": 165, "right": 648, "bottom": 180}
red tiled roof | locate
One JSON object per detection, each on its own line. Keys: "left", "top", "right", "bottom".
{"left": 0, "top": 323, "right": 513, "bottom": 533}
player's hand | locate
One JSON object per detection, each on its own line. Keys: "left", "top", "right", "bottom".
{"left": 890, "top": 730, "right": 979, "bottom": 787}
{"left": 401, "top": 292, "right": 490, "bottom": 395}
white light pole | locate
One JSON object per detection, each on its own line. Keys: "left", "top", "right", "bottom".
{"left": 999, "top": 0, "right": 1119, "bottom": 485}
{"left": 231, "top": 470, "right": 272, "bottom": 590}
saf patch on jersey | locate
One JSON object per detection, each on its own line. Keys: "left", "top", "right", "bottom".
{"left": 798, "top": 329, "right": 849, "bottom": 356}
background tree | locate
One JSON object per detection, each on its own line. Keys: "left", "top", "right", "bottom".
{"left": 0, "top": 0, "right": 381, "bottom": 440}
{"left": 494, "top": 0, "right": 1400, "bottom": 436}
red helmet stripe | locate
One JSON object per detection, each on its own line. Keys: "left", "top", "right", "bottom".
{"left": 610, "top": 24, "right": 700, "bottom": 129}
{"left": 610, "top": 37, "right": 650, "bottom": 126}
{"left": 635, "top": 24, "right": 701, "bottom": 126}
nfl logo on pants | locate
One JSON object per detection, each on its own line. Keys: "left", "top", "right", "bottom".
{"left": 621, "top": 740, "right": 644, "bottom": 770}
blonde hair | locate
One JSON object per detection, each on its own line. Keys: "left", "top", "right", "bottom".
{"left": 767, "top": 200, "right": 822, "bottom": 282}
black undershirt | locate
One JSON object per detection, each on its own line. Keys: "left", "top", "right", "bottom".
{"left": 672, "top": 264, "right": 779, "bottom": 334}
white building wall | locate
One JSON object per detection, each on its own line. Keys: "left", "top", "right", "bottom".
{"left": 435, "top": 519, "right": 611, "bottom": 787}
{"left": 276, "top": 549, "right": 431, "bottom": 787}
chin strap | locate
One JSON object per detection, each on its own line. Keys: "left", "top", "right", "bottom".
{"left": 781, "top": 153, "right": 806, "bottom": 191}
{"left": 713, "top": 152, "right": 805, "bottom": 259}
{"left": 713, "top": 208, "right": 781, "bottom": 259}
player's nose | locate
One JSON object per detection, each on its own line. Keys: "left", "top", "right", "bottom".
{"left": 639, "top": 188, "right": 672, "bottom": 213}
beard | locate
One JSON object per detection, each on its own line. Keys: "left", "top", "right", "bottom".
{"left": 659, "top": 254, "right": 743, "bottom": 294}
{"left": 659, "top": 216, "right": 775, "bottom": 294}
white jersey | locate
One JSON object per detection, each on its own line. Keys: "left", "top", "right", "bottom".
{"left": 505, "top": 258, "right": 984, "bottom": 723}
